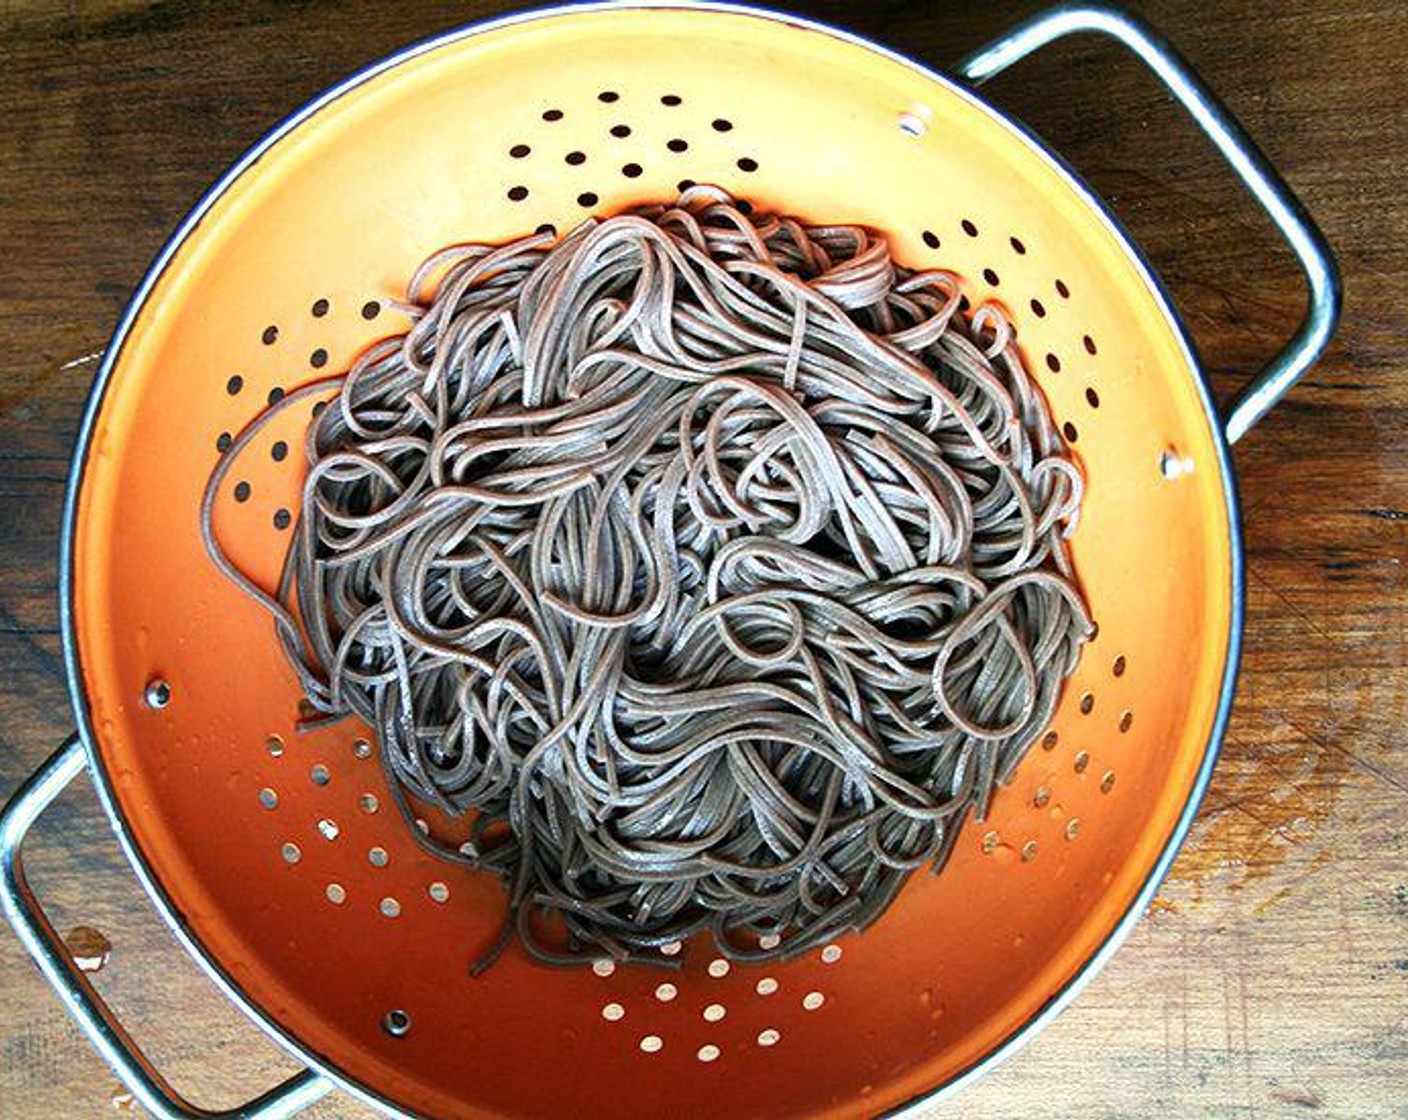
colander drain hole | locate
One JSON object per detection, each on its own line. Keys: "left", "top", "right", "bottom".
{"left": 897, "top": 112, "right": 927, "bottom": 137}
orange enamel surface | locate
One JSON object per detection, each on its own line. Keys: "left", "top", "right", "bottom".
{"left": 71, "top": 7, "right": 1232, "bottom": 1117}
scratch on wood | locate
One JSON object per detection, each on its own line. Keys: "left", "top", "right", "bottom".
{"left": 1300, "top": 379, "right": 1381, "bottom": 391}
{"left": 1286, "top": 715, "right": 1408, "bottom": 799}
{"left": 1270, "top": 1088, "right": 1323, "bottom": 1109}
{"left": 1248, "top": 566, "right": 1332, "bottom": 643}
{"left": 1357, "top": 508, "right": 1408, "bottom": 521}
{"left": 59, "top": 350, "right": 104, "bottom": 371}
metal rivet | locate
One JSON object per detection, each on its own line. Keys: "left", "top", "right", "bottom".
{"left": 1021, "top": 840, "right": 1039, "bottom": 862}
{"left": 1065, "top": 818, "right": 1082, "bottom": 840}
{"left": 602, "top": 1002, "right": 625, "bottom": 1022}
{"left": 660, "top": 940, "right": 682, "bottom": 956}
{"left": 353, "top": 738, "right": 372, "bottom": 760}
{"left": 821, "top": 944, "right": 842, "bottom": 964}
{"left": 325, "top": 883, "right": 346, "bottom": 904}
{"left": 655, "top": 983, "right": 678, "bottom": 1003}
{"left": 697, "top": 1044, "right": 720, "bottom": 1063}
{"left": 639, "top": 1035, "right": 663, "bottom": 1054}
{"left": 380, "top": 897, "right": 400, "bottom": 918}
{"left": 265, "top": 734, "right": 284, "bottom": 758}
{"left": 369, "top": 847, "right": 388, "bottom": 868}
{"left": 143, "top": 679, "right": 171, "bottom": 709}
{"left": 703, "top": 1003, "right": 726, "bottom": 1022}
{"left": 756, "top": 977, "right": 778, "bottom": 996}
{"left": 428, "top": 882, "right": 449, "bottom": 903}
{"left": 802, "top": 991, "right": 825, "bottom": 1011}
{"left": 708, "top": 959, "right": 730, "bottom": 978}
{"left": 258, "top": 788, "right": 278, "bottom": 810}
{"left": 359, "top": 793, "right": 379, "bottom": 814}
{"left": 757, "top": 1028, "right": 780, "bottom": 1047}
{"left": 280, "top": 842, "right": 301, "bottom": 864}
{"left": 592, "top": 959, "right": 615, "bottom": 978}
{"left": 981, "top": 829, "right": 1000, "bottom": 854}
{"left": 317, "top": 818, "right": 339, "bottom": 841}
{"left": 382, "top": 1009, "right": 411, "bottom": 1037}
{"left": 310, "top": 764, "right": 330, "bottom": 786}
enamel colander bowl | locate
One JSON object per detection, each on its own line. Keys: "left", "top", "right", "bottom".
{"left": 0, "top": 4, "right": 1337, "bottom": 1118}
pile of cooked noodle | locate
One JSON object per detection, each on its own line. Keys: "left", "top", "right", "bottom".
{"left": 204, "top": 187, "right": 1091, "bottom": 967}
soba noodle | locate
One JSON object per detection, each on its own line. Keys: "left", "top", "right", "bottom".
{"left": 203, "top": 187, "right": 1092, "bottom": 967}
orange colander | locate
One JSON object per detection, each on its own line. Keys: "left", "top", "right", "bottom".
{"left": 0, "top": 4, "right": 1338, "bottom": 1118}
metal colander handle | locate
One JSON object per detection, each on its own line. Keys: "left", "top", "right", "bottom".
{"left": 955, "top": 3, "right": 1342, "bottom": 444}
{"left": 0, "top": 737, "right": 333, "bottom": 1119}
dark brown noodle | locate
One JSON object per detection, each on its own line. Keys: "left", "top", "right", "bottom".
{"left": 203, "top": 187, "right": 1092, "bottom": 968}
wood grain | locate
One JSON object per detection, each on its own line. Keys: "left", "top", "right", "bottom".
{"left": 1, "top": 2, "right": 1404, "bottom": 1117}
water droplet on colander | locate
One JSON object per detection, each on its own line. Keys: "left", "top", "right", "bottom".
{"left": 65, "top": 926, "right": 112, "bottom": 973}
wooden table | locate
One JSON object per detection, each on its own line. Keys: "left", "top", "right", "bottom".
{"left": 1, "top": 2, "right": 1403, "bottom": 1116}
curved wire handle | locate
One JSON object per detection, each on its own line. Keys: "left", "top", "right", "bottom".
{"left": 0, "top": 736, "right": 334, "bottom": 1119}
{"left": 955, "top": 3, "right": 1342, "bottom": 444}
